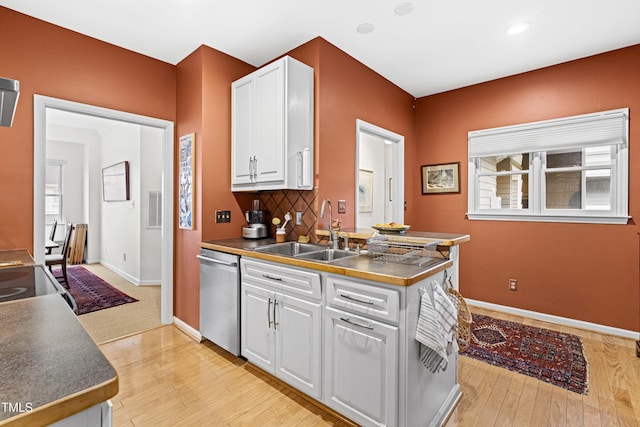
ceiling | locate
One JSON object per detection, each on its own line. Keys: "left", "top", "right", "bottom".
{"left": 3, "top": 0, "right": 640, "bottom": 97}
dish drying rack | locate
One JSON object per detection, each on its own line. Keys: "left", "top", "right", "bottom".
{"left": 367, "top": 234, "right": 444, "bottom": 267}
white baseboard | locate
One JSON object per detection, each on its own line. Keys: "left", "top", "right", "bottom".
{"left": 100, "top": 260, "right": 140, "bottom": 285}
{"left": 137, "top": 280, "right": 161, "bottom": 287}
{"left": 173, "top": 316, "right": 202, "bottom": 342}
{"left": 467, "top": 299, "right": 639, "bottom": 340}
{"left": 98, "top": 260, "right": 159, "bottom": 287}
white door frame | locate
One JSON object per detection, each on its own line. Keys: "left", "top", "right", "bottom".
{"left": 33, "top": 95, "right": 174, "bottom": 324}
{"left": 355, "top": 119, "right": 405, "bottom": 227}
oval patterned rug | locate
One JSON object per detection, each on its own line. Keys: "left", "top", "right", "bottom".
{"left": 461, "top": 313, "right": 588, "bottom": 395}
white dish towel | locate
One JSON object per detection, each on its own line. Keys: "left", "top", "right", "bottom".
{"left": 432, "top": 279, "right": 458, "bottom": 346}
{"left": 415, "top": 280, "right": 459, "bottom": 373}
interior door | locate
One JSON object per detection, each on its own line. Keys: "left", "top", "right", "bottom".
{"left": 356, "top": 120, "right": 404, "bottom": 228}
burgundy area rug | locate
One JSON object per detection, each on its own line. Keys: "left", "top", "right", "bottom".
{"left": 461, "top": 314, "right": 588, "bottom": 394}
{"left": 52, "top": 266, "right": 138, "bottom": 315}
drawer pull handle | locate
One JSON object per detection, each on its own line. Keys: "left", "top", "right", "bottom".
{"left": 263, "top": 274, "right": 283, "bottom": 281}
{"left": 339, "top": 293, "right": 374, "bottom": 305}
{"left": 340, "top": 317, "right": 374, "bottom": 330}
{"left": 273, "top": 300, "right": 279, "bottom": 330}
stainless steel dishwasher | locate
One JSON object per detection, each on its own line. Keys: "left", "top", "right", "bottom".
{"left": 197, "top": 248, "right": 240, "bottom": 356}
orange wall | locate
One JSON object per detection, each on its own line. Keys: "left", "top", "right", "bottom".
{"left": 7, "top": 5, "right": 636, "bottom": 333}
{"left": 174, "top": 46, "right": 254, "bottom": 328}
{"left": 171, "top": 38, "right": 417, "bottom": 329}
{"left": 414, "top": 45, "right": 640, "bottom": 331}
{"left": 311, "top": 39, "right": 418, "bottom": 228}
{"left": 0, "top": 7, "right": 176, "bottom": 251}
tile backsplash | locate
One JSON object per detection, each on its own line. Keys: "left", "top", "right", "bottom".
{"left": 258, "top": 189, "right": 320, "bottom": 243}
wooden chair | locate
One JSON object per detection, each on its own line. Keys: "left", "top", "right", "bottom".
{"left": 46, "top": 223, "right": 74, "bottom": 288}
{"left": 46, "top": 220, "right": 58, "bottom": 255}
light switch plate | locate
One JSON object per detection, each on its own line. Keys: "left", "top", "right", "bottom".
{"left": 338, "top": 200, "right": 346, "bottom": 214}
{"left": 215, "top": 210, "right": 231, "bottom": 223}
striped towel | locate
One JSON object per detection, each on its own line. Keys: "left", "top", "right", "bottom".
{"left": 432, "top": 280, "right": 458, "bottom": 345}
{"left": 415, "top": 282, "right": 448, "bottom": 373}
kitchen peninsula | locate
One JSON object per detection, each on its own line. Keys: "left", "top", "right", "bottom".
{"left": 0, "top": 250, "right": 118, "bottom": 427}
{"left": 201, "top": 231, "right": 469, "bottom": 427}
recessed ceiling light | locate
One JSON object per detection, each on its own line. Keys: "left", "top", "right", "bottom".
{"left": 394, "top": 2, "right": 414, "bottom": 16}
{"left": 356, "top": 23, "right": 375, "bottom": 35}
{"left": 506, "top": 22, "right": 530, "bottom": 35}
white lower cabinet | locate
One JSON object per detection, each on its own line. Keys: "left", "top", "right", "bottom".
{"left": 242, "top": 283, "right": 276, "bottom": 372}
{"left": 241, "top": 259, "right": 459, "bottom": 427}
{"left": 275, "top": 292, "right": 322, "bottom": 398}
{"left": 324, "top": 307, "right": 399, "bottom": 427}
{"left": 241, "top": 260, "right": 322, "bottom": 399}
{"left": 49, "top": 401, "right": 112, "bottom": 427}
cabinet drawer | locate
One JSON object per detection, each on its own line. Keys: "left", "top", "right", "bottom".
{"left": 241, "top": 258, "right": 321, "bottom": 300}
{"left": 326, "top": 275, "right": 400, "bottom": 324}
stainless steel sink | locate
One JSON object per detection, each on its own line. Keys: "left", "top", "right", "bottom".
{"left": 254, "top": 242, "right": 359, "bottom": 263}
{"left": 254, "top": 242, "right": 325, "bottom": 256}
{"left": 295, "top": 248, "right": 358, "bottom": 263}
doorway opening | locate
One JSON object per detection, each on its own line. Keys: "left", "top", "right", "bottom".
{"left": 33, "top": 95, "right": 174, "bottom": 325}
{"left": 355, "top": 119, "right": 404, "bottom": 228}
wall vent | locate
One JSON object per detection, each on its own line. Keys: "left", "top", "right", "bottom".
{"left": 147, "top": 190, "right": 162, "bottom": 228}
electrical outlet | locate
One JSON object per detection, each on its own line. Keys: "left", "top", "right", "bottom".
{"left": 215, "top": 210, "right": 231, "bottom": 223}
{"left": 509, "top": 279, "right": 517, "bottom": 291}
{"left": 338, "top": 200, "right": 346, "bottom": 214}
{"left": 296, "top": 211, "right": 302, "bottom": 225}
{"left": 123, "top": 253, "right": 127, "bottom": 262}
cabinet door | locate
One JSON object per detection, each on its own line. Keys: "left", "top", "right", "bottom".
{"left": 253, "top": 60, "right": 285, "bottom": 183}
{"left": 231, "top": 77, "right": 254, "bottom": 185}
{"left": 324, "top": 306, "right": 398, "bottom": 427}
{"left": 275, "top": 292, "right": 322, "bottom": 399}
{"left": 241, "top": 283, "right": 275, "bottom": 373}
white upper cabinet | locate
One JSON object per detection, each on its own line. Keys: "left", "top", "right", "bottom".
{"left": 231, "top": 56, "right": 314, "bottom": 191}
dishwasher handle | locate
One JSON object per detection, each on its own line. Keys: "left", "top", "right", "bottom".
{"left": 196, "top": 254, "right": 238, "bottom": 267}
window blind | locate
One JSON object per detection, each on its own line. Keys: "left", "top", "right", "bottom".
{"left": 468, "top": 108, "right": 628, "bottom": 158}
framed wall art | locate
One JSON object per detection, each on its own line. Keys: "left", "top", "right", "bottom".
{"left": 179, "top": 133, "right": 195, "bottom": 229}
{"left": 421, "top": 162, "right": 460, "bottom": 194}
{"left": 102, "top": 161, "right": 130, "bottom": 201}
{"left": 358, "top": 169, "right": 374, "bottom": 212}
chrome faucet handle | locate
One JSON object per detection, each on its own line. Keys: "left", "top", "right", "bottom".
{"left": 340, "top": 234, "right": 349, "bottom": 251}
{"left": 329, "top": 231, "right": 337, "bottom": 250}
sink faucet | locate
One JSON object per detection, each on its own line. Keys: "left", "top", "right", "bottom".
{"left": 340, "top": 234, "right": 349, "bottom": 252}
{"left": 320, "top": 198, "right": 338, "bottom": 250}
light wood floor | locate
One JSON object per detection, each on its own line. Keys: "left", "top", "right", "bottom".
{"left": 99, "top": 307, "right": 640, "bottom": 427}
{"left": 77, "top": 264, "right": 162, "bottom": 344}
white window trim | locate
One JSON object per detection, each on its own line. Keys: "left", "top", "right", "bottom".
{"left": 467, "top": 108, "right": 630, "bottom": 225}
{"left": 45, "top": 159, "right": 66, "bottom": 227}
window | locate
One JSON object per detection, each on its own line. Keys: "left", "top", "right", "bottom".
{"left": 45, "top": 160, "right": 64, "bottom": 228}
{"left": 467, "top": 109, "right": 629, "bottom": 224}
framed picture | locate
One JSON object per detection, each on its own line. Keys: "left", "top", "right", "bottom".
{"left": 102, "top": 161, "right": 130, "bottom": 201}
{"left": 179, "top": 133, "right": 195, "bottom": 229}
{"left": 358, "top": 169, "right": 374, "bottom": 212}
{"left": 421, "top": 162, "right": 460, "bottom": 194}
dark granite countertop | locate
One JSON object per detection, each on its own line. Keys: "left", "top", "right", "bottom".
{"left": 0, "top": 293, "right": 118, "bottom": 426}
{"left": 201, "top": 238, "right": 455, "bottom": 286}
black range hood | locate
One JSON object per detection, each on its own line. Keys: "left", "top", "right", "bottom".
{"left": 0, "top": 77, "right": 20, "bottom": 127}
